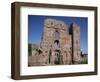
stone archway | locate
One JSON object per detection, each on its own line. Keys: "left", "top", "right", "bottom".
{"left": 54, "top": 31, "right": 60, "bottom": 49}
{"left": 54, "top": 40, "right": 59, "bottom": 49}
{"left": 54, "top": 50, "right": 60, "bottom": 64}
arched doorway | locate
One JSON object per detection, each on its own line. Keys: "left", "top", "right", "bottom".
{"left": 54, "top": 50, "right": 60, "bottom": 64}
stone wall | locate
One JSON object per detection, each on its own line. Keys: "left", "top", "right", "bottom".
{"left": 28, "top": 18, "right": 81, "bottom": 66}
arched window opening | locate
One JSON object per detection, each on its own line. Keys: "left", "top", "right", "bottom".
{"left": 54, "top": 40, "right": 59, "bottom": 49}
{"left": 54, "top": 31, "right": 59, "bottom": 40}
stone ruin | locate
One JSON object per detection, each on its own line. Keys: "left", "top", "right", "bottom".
{"left": 28, "top": 18, "right": 81, "bottom": 66}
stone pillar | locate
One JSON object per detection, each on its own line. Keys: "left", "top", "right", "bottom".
{"left": 71, "top": 23, "right": 81, "bottom": 64}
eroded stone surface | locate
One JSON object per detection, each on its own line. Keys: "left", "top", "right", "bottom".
{"left": 28, "top": 18, "right": 81, "bottom": 66}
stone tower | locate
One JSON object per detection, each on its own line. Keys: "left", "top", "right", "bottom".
{"left": 40, "top": 19, "right": 72, "bottom": 65}
{"left": 70, "top": 23, "right": 81, "bottom": 64}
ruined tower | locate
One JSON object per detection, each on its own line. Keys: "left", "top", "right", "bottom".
{"left": 70, "top": 23, "right": 81, "bottom": 64}
{"left": 40, "top": 19, "right": 72, "bottom": 65}
{"left": 29, "top": 18, "right": 81, "bottom": 66}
